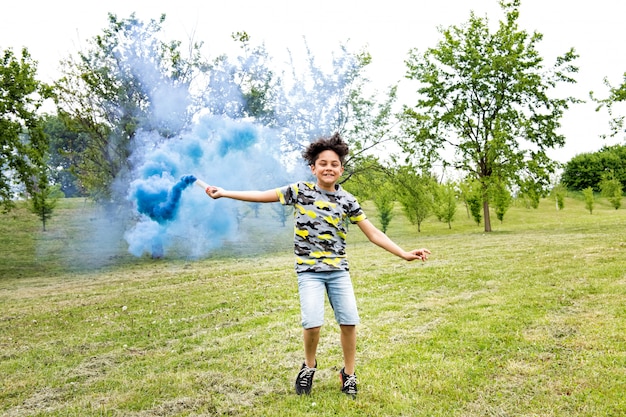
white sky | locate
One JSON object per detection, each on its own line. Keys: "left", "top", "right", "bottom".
{"left": 2, "top": 0, "right": 625, "bottom": 163}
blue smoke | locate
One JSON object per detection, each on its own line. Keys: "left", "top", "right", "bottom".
{"left": 134, "top": 175, "right": 197, "bottom": 223}
{"left": 125, "top": 115, "right": 294, "bottom": 258}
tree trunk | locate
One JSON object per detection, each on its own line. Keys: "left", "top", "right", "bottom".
{"left": 483, "top": 200, "right": 492, "bottom": 232}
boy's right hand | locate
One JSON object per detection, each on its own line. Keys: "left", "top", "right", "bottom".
{"left": 206, "top": 186, "right": 223, "bottom": 199}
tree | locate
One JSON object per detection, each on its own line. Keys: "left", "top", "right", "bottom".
{"left": 458, "top": 179, "right": 474, "bottom": 219}
{"left": 518, "top": 176, "right": 543, "bottom": 209}
{"left": 491, "top": 180, "right": 512, "bottom": 223}
{"left": 466, "top": 188, "right": 483, "bottom": 226}
{"left": 394, "top": 165, "right": 434, "bottom": 233}
{"left": 341, "top": 156, "right": 396, "bottom": 233}
{"left": 0, "top": 48, "right": 50, "bottom": 212}
{"left": 433, "top": 181, "right": 457, "bottom": 229}
{"left": 42, "top": 114, "right": 88, "bottom": 197}
{"left": 591, "top": 71, "right": 626, "bottom": 139}
{"left": 400, "top": 0, "right": 579, "bottom": 232}
{"left": 54, "top": 13, "right": 204, "bottom": 203}
{"left": 373, "top": 188, "right": 395, "bottom": 234}
{"left": 551, "top": 183, "right": 566, "bottom": 210}
{"left": 561, "top": 152, "right": 603, "bottom": 191}
{"left": 583, "top": 187, "right": 594, "bottom": 214}
{"left": 341, "top": 69, "right": 401, "bottom": 181}
{"left": 599, "top": 174, "right": 623, "bottom": 210}
{"left": 29, "top": 171, "right": 63, "bottom": 231}
{"left": 561, "top": 145, "right": 626, "bottom": 191}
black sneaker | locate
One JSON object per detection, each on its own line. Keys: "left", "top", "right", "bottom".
{"left": 295, "top": 361, "right": 317, "bottom": 395}
{"left": 340, "top": 367, "right": 357, "bottom": 397}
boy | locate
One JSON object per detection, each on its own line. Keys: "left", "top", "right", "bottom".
{"left": 206, "top": 133, "right": 430, "bottom": 396}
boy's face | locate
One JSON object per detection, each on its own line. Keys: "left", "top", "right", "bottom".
{"left": 310, "top": 149, "right": 344, "bottom": 191}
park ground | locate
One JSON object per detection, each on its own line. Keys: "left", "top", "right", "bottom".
{"left": 1, "top": 196, "right": 625, "bottom": 416}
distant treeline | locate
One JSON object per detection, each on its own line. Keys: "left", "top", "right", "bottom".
{"left": 561, "top": 144, "right": 626, "bottom": 191}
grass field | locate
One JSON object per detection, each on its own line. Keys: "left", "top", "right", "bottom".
{"left": 1, "top": 196, "right": 625, "bottom": 416}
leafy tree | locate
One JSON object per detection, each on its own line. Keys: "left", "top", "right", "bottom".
{"left": 466, "top": 189, "right": 483, "bottom": 226}
{"left": 373, "top": 187, "right": 395, "bottom": 234}
{"left": 0, "top": 47, "right": 51, "bottom": 212}
{"left": 42, "top": 114, "right": 88, "bottom": 197}
{"left": 561, "top": 145, "right": 626, "bottom": 191}
{"left": 599, "top": 174, "right": 623, "bottom": 210}
{"left": 342, "top": 156, "right": 396, "bottom": 233}
{"left": 341, "top": 72, "right": 401, "bottom": 181}
{"left": 518, "top": 177, "right": 543, "bottom": 209}
{"left": 54, "top": 13, "right": 204, "bottom": 203}
{"left": 583, "top": 187, "right": 594, "bottom": 214}
{"left": 458, "top": 177, "right": 486, "bottom": 226}
{"left": 29, "top": 171, "right": 63, "bottom": 231}
{"left": 433, "top": 181, "right": 457, "bottom": 229}
{"left": 591, "top": 71, "right": 626, "bottom": 139}
{"left": 457, "top": 179, "right": 474, "bottom": 219}
{"left": 400, "top": 0, "right": 578, "bottom": 232}
{"left": 491, "top": 181, "right": 512, "bottom": 223}
{"left": 393, "top": 165, "right": 434, "bottom": 232}
{"left": 551, "top": 183, "right": 566, "bottom": 210}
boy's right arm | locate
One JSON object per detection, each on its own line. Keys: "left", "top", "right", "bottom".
{"left": 206, "top": 186, "right": 279, "bottom": 203}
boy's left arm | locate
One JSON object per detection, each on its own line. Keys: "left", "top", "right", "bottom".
{"left": 356, "top": 219, "right": 430, "bottom": 262}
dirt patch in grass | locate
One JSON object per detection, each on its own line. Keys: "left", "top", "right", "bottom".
{"left": 5, "top": 387, "right": 66, "bottom": 417}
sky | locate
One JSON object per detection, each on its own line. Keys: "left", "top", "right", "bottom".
{"left": 3, "top": 0, "right": 626, "bottom": 164}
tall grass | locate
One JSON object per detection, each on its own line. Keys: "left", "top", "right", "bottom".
{"left": 1, "top": 196, "right": 625, "bottom": 416}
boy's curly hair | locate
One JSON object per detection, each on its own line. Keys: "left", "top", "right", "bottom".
{"left": 302, "top": 132, "right": 350, "bottom": 166}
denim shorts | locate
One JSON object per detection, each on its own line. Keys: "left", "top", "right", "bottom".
{"left": 297, "top": 270, "right": 360, "bottom": 329}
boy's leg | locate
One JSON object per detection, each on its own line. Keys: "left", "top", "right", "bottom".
{"left": 297, "top": 272, "right": 326, "bottom": 361}
{"left": 339, "top": 324, "right": 358, "bottom": 396}
{"left": 325, "top": 270, "right": 359, "bottom": 374}
{"left": 295, "top": 272, "right": 325, "bottom": 394}
{"left": 303, "top": 326, "right": 321, "bottom": 368}
{"left": 340, "top": 324, "right": 356, "bottom": 375}
{"left": 296, "top": 331, "right": 318, "bottom": 395}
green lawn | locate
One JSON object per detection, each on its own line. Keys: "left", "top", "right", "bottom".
{"left": 1, "top": 196, "right": 625, "bottom": 416}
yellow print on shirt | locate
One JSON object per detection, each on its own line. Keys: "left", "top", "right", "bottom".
{"left": 350, "top": 213, "right": 366, "bottom": 223}
{"left": 323, "top": 215, "right": 341, "bottom": 227}
{"left": 315, "top": 200, "right": 337, "bottom": 210}
{"left": 276, "top": 188, "right": 286, "bottom": 204}
{"left": 295, "top": 228, "right": 309, "bottom": 239}
{"left": 310, "top": 251, "right": 332, "bottom": 259}
{"left": 322, "top": 258, "right": 342, "bottom": 267}
{"left": 295, "top": 203, "right": 317, "bottom": 219}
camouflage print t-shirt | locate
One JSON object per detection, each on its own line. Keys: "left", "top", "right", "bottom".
{"left": 276, "top": 181, "right": 367, "bottom": 273}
